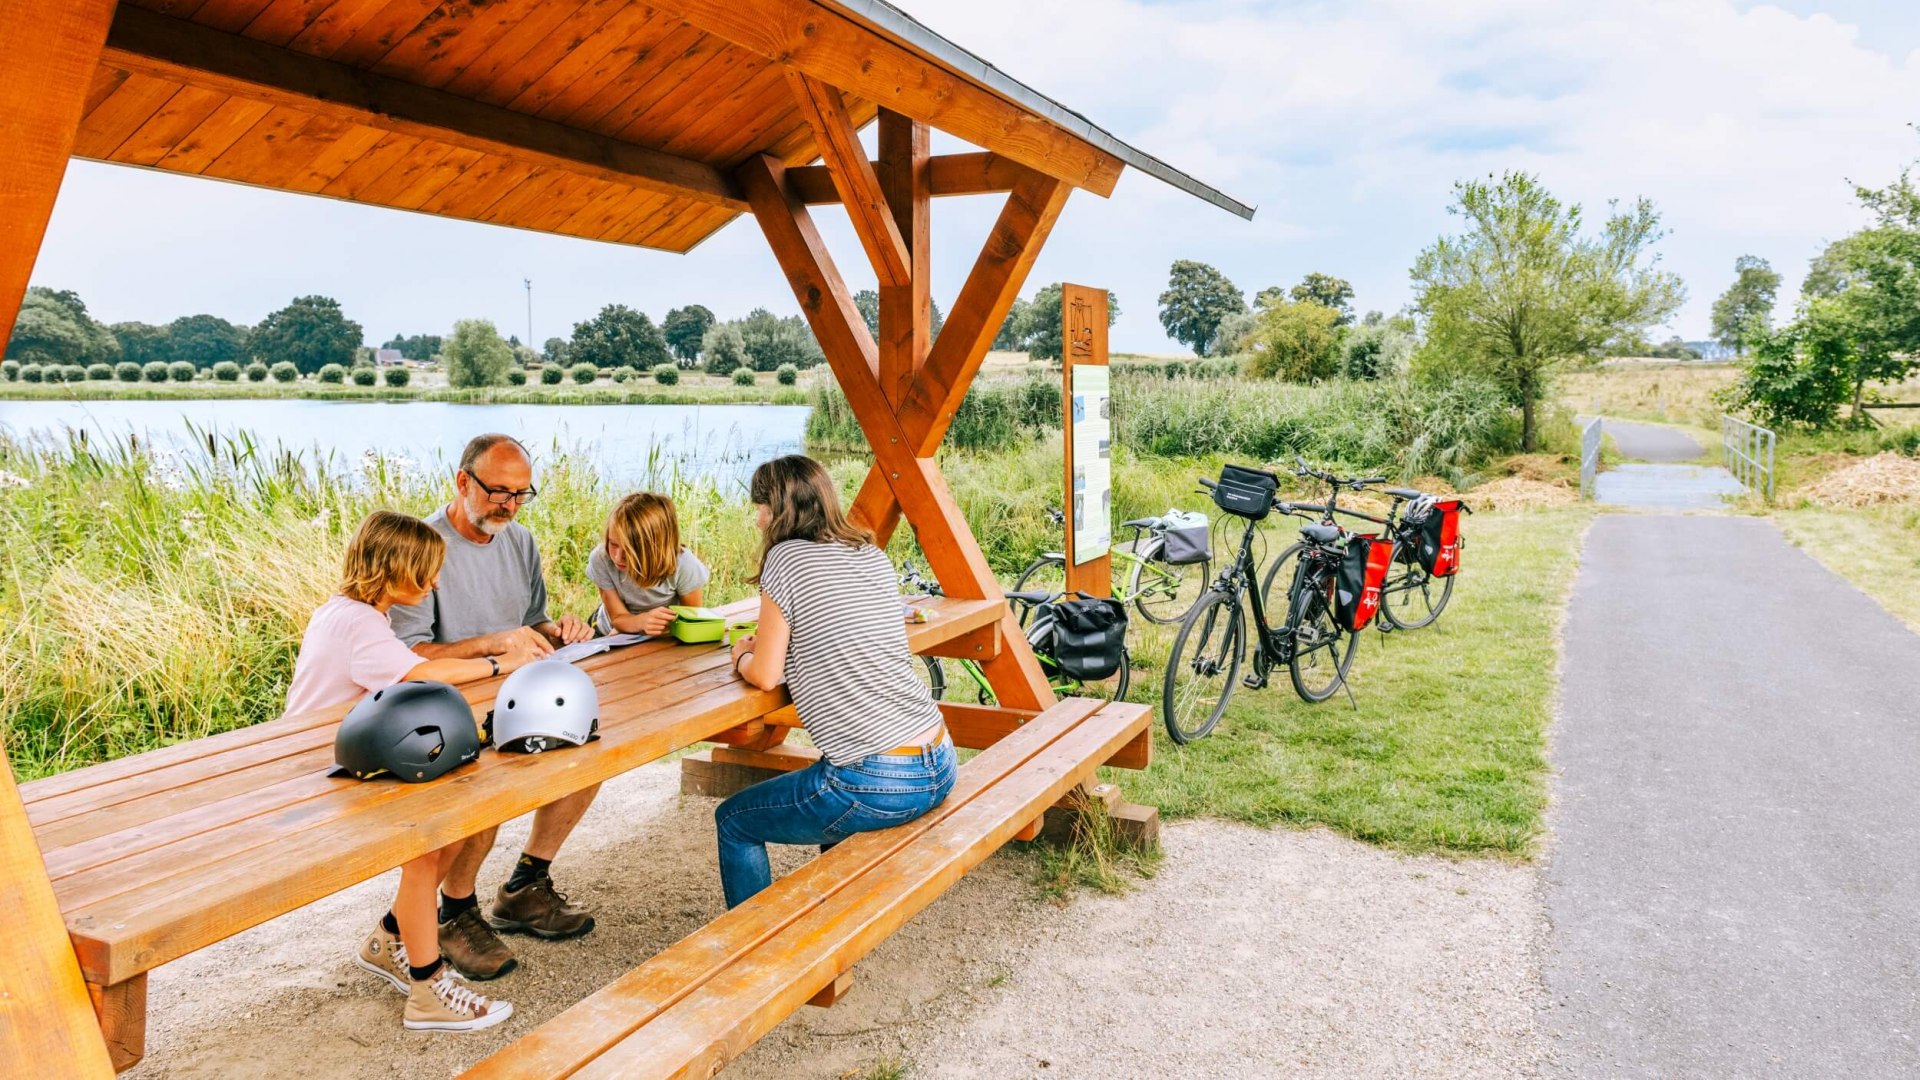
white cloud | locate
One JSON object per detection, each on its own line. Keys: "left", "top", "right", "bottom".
{"left": 28, "top": 0, "right": 1920, "bottom": 350}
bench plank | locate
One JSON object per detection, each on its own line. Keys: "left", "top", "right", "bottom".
{"left": 572, "top": 703, "right": 1152, "bottom": 1079}
{"left": 459, "top": 697, "right": 1113, "bottom": 1080}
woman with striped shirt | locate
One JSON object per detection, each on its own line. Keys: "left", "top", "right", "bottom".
{"left": 721, "top": 455, "right": 956, "bottom": 907}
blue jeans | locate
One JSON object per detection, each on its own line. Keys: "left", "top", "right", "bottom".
{"left": 714, "top": 739, "right": 957, "bottom": 908}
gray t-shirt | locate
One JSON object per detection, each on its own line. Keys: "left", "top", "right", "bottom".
{"left": 389, "top": 506, "right": 550, "bottom": 647}
{"left": 585, "top": 543, "right": 710, "bottom": 635}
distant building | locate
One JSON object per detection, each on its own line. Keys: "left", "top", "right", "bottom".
{"left": 375, "top": 348, "right": 405, "bottom": 367}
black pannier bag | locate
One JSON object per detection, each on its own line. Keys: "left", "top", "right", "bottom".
{"left": 1211, "top": 464, "right": 1279, "bottom": 520}
{"left": 1334, "top": 534, "right": 1394, "bottom": 632}
{"left": 1157, "top": 510, "right": 1211, "bottom": 565}
{"left": 1039, "top": 592, "right": 1128, "bottom": 682}
{"left": 1414, "top": 499, "right": 1468, "bottom": 577}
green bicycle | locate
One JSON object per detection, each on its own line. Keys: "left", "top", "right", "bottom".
{"left": 900, "top": 561, "right": 1131, "bottom": 704}
{"left": 1012, "top": 507, "right": 1211, "bottom": 626}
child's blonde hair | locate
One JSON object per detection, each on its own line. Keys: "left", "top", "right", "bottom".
{"left": 340, "top": 511, "right": 445, "bottom": 606}
{"left": 606, "top": 492, "right": 681, "bottom": 589}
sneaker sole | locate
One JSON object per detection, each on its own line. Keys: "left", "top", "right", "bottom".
{"left": 404, "top": 1001, "right": 515, "bottom": 1034}
{"left": 353, "top": 953, "right": 410, "bottom": 996}
{"left": 486, "top": 914, "right": 596, "bottom": 941}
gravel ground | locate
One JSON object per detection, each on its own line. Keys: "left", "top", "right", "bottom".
{"left": 124, "top": 759, "right": 1550, "bottom": 1079}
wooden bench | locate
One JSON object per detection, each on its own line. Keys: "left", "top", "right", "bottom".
{"left": 20, "top": 594, "right": 1009, "bottom": 1072}
{"left": 460, "top": 696, "right": 1151, "bottom": 1079}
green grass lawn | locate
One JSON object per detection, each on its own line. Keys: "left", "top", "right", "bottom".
{"left": 1772, "top": 506, "right": 1920, "bottom": 634}
{"left": 1107, "top": 506, "right": 1590, "bottom": 859}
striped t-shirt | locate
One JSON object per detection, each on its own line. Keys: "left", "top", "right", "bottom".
{"left": 759, "top": 539, "right": 941, "bottom": 766}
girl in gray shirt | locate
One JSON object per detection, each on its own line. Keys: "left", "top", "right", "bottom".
{"left": 587, "top": 492, "right": 710, "bottom": 636}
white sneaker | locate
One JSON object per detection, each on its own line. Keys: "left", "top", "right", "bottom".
{"left": 354, "top": 923, "right": 410, "bottom": 995}
{"left": 404, "top": 966, "right": 513, "bottom": 1033}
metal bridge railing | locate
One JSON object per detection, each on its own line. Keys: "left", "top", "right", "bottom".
{"left": 1580, "top": 417, "right": 1603, "bottom": 500}
{"left": 1721, "top": 414, "right": 1776, "bottom": 501}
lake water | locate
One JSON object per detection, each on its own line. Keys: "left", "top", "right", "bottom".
{"left": 0, "top": 399, "right": 810, "bottom": 488}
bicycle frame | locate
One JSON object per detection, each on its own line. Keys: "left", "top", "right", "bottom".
{"left": 1214, "top": 508, "right": 1340, "bottom": 671}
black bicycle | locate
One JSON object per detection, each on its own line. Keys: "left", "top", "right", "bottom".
{"left": 1161, "top": 463, "right": 1378, "bottom": 744}
{"left": 1263, "top": 469, "right": 1465, "bottom": 632}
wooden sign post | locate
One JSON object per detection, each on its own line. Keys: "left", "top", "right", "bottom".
{"left": 1061, "top": 284, "right": 1112, "bottom": 599}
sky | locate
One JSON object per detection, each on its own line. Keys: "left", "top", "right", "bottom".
{"left": 27, "top": 0, "right": 1920, "bottom": 354}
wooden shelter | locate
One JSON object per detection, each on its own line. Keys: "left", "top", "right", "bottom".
{"left": 0, "top": 0, "right": 1249, "bottom": 1072}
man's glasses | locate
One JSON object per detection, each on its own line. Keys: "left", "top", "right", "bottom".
{"left": 465, "top": 470, "right": 538, "bottom": 506}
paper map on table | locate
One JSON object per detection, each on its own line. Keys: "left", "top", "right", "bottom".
{"left": 550, "top": 633, "right": 650, "bottom": 665}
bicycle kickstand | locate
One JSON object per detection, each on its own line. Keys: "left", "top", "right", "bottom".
{"left": 1340, "top": 677, "right": 1359, "bottom": 713}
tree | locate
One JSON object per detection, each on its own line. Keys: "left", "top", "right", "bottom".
{"left": 735, "top": 308, "right": 823, "bottom": 371}
{"left": 993, "top": 298, "right": 1030, "bottom": 351}
{"left": 167, "top": 314, "right": 248, "bottom": 367}
{"left": 443, "top": 318, "right": 513, "bottom": 388}
{"left": 1157, "top": 260, "right": 1245, "bottom": 357}
{"left": 6, "top": 287, "right": 118, "bottom": 366}
{"left": 1245, "top": 300, "right": 1343, "bottom": 381}
{"left": 1017, "top": 283, "right": 1121, "bottom": 362}
{"left": 1339, "top": 318, "right": 1417, "bottom": 379}
{"left": 1289, "top": 273, "right": 1356, "bottom": 326}
{"left": 853, "top": 290, "right": 881, "bottom": 338}
{"left": 541, "top": 336, "right": 571, "bottom": 365}
{"left": 701, "top": 323, "right": 748, "bottom": 375}
{"left": 112, "top": 321, "right": 170, "bottom": 365}
{"left": 663, "top": 305, "right": 715, "bottom": 366}
{"left": 382, "top": 333, "right": 442, "bottom": 362}
{"left": 1411, "top": 172, "right": 1684, "bottom": 450}
{"left": 570, "top": 304, "right": 669, "bottom": 370}
{"left": 1709, "top": 255, "right": 1780, "bottom": 357}
{"left": 251, "top": 295, "right": 362, "bottom": 374}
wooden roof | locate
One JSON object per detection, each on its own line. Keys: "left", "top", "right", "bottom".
{"left": 74, "top": 0, "right": 1250, "bottom": 254}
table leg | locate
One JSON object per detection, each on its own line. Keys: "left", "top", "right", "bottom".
{"left": 87, "top": 975, "right": 146, "bottom": 1072}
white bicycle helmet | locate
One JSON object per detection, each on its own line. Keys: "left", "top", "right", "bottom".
{"left": 1404, "top": 494, "right": 1438, "bottom": 524}
{"left": 490, "top": 660, "right": 601, "bottom": 753}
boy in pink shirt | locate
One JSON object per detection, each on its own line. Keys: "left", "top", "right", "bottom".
{"left": 286, "top": 511, "right": 536, "bottom": 1033}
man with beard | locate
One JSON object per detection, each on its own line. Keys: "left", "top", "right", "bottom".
{"left": 389, "top": 433, "right": 599, "bottom": 981}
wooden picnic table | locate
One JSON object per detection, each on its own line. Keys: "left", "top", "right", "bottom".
{"left": 20, "top": 593, "right": 1006, "bottom": 1071}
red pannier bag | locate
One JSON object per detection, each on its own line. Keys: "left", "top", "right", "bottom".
{"left": 1416, "top": 500, "right": 1466, "bottom": 578}
{"left": 1334, "top": 534, "right": 1394, "bottom": 632}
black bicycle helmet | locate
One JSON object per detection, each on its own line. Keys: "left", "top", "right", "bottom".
{"left": 332, "top": 680, "right": 484, "bottom": 782}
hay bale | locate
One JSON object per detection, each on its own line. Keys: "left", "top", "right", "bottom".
{"left": 1464, "top": 477, "right": 1578, "bottom": 512}
{"left": 1792, "top": 452, "right": 1920, "bottom": 509}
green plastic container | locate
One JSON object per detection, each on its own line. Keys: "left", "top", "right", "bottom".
{"left": 666, "top": 606, "right": 729, "bottom": 644}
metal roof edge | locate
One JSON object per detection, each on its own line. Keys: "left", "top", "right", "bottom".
{"left": 825, "top": 0, "right": 1256, "bottom": 221}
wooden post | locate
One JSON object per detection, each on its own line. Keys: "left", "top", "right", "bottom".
{"left": 0, "top": 753, "right": 118, "bottom": 1077}
{"left": 875, "top": 110, "right": 930, "bottom": 408}
{"left": 1061, "top": 284, "right": 1112, "bottom": 599}
{"left": 0, "top": 0, "right": 118, "bottom": 352}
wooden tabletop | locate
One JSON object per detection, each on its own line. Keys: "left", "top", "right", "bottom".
{"left": 22, "top": 595, "right": 1005, "bottom": 987}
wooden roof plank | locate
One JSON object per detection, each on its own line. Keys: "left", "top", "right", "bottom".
{"left": 654, "top": 59, "right": 787, "bottom": 161}
{"left": 187, "top": 0, "right": 279, "bottom": 35}
{"left": 436, "top": 0, "right": 597, "bottom": 102}
{"left": 109, "top": 83, "right": 229, "bottom": 166}
{"left": 282, "top": 0, "right": 402, "bottom": 58}
{"left": 344, "top": 137, "right": 457, "bottom": 205}
{"left": 368, "top": 0, "right": 521, "bottom": 87}
{"left": 314, "top": 0, "right": 440, "bottom": 68}
{"left": 413, "top": 152, "right": 536, "bottom": 216}
{"left": 385, "top": 143, "right": 485, "bottom": 210}
{"left": 316, "top": 128, "right": 422, "bottom": 197}
{"left": 506, "top": 3, "right": 672, "bottom": 122}
{"left": 612, "top": 39, "right": 769, "bottom": 148}
{"left": 71, "top": 74, "right": 182, "bottom": 159}
{"left": 559, "top": 22, "right": 710, "bottom": 135}
{"left": 283, "top": 120, "right": 388, "bottom": 192}
{"left": 234, "top": 0, "right": 338, "bottom": 47}
{"left": 103, "top": 6, "right": 748, "bottom": 209}
{"left": 197, "top": 103, "right": 312, "bottom": 183}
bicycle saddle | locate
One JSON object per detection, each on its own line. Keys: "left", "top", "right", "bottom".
{"left": 1299, "top": 523, "right": 1342, "bottom": 545}
{"left": 1121, "top": 516, "right": 1159, "bottom": 529}
{"left": 1005, "top": 589, "right": 1054, "bottom": 607}
{"left": 1385, "top": 486, "right": 1423, "bottom": 500}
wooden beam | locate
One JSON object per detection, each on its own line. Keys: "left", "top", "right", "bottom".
{"left": 0, "top": 0, "right": 117, "bottom": 361}
{"left": 850, "top": 171, "right": 1072, "bottom": 546}
{"left": 654, "top": 0, "right": 1125, "bottom": 196}
{"left": 786, "top": 151, "right": 1030, "bottom": 204}
{"left": 98, "top": 7, "right": 748, "bottom": 212}
{"left": 875, "top": 109, "right": 930, "bottom": 408}
{"left": 785, "top": 72, "right": 910, "bottom": 288}
{"left": 739, "top": 153, "right": 1053, "bottom": 711}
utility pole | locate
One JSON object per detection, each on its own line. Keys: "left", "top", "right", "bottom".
{"left": 523, "top": 278, "right": 533, "bottom": 353}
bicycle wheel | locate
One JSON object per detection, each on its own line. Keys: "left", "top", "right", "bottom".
{"left": 915, "top": 655, "right": 947, "bottom": 701}
{"left": 1258, "top": 541, "right": 1305, "bottom": 621}
{"left": 1162, "top": 588, "right": 1244, "bottom": 744}
{"left": 1014, "top": 554, "right": 1067, "bottom": 598}
{"left": 1128, "top": 549, "right": 1210, "bottom": 625}
{"left": 1049, "top": 648, "right": 1132, "bottom": 702}
{"left": 1286, "top": 567, "right": 1359, "bottom": 703}
{"left": 1381, "top": 562, "right": 1455, "bottom": 630}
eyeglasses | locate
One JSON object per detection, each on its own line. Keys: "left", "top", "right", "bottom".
{"left": 465, "top": 470, "right": 538, "bottom": 506}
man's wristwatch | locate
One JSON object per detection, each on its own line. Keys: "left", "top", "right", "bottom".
{"left": 488, "top": 655, "right": 500, "bottom": 677}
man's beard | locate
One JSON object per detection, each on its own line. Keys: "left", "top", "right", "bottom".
{"left": 473, "top": 509, "right": 511, "bottom": 536}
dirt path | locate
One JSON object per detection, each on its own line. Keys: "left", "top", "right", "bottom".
{"left": 124, "top": 759, "right": 1550, "bottom": 1079}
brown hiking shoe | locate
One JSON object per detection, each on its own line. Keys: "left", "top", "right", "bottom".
{"left": 438, "top": 905, "right": 516, "bottom": 980}
{"left": 490, "top": 875, "right": 595, "bottom": 940}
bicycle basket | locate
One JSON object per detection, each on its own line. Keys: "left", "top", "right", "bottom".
{"left": 1157, "top": 509, "right": 1211, "bottom": 565}
{"left": 1416, "top": 500, "right": 1467, "bottom": 577}
{"left": 1335, "top": 534, "right": 1394, "bottom": 632}
{"left": 1036, "top": 592, "right": 1127, "bottom": 682}
{"left": 1211, "top": 464, "right": 1279, "bottom": 521}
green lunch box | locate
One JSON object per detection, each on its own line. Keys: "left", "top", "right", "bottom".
{"left": 667, "top": 606, "right": 730, "bottom": 644}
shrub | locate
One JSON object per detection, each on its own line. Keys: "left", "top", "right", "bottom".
{"left": 570, "top": 362, "right": 598, "bottom": 385}
{"left": 64, "top": 365, "right": 89, "bottom": 383}
{"left": 700, "top": 324, "right": 747, "bottom": 376}
{"left": 540, "top": 364, "right": 564, "bottom": 385}
{"left": 653, "top": 364, "right": 679, "bottom": 385}
{"left": 731, "top": 367, "right": 756, "bottom": 386}
{"left": 1016, "top": 376, "right": 1063, "bottom": 431}
{"left": 143, "top": 361, "right": 170, "bottom": 383}
{"left": 1244, "top": 300, "right": 1343, "bottom": 382}
{"left": 87, "top": 363, "right": 114, "bottom": 381}
{"left": 168, "top": 361, "right": 196, "bottom": 383}
{"left": 1162, "top": 360, "right": 1187, "bottom": 379}
{"left": 351, "top": 366, "right": 377, "bottom": 386}
{"left": 244, "top": 363, "right": 269, "bottom": 382}
{"left": 383, "top": 366, "right": 410, "bottom": 387}
{"left": 444, "top": 318, "right": 512, "bottom": 388}
{"left": 316, "top": 363, "right": 347, "bottom": 384}
{"left": 507, "top": 368, "right": 528, "bottom": 386}
{"left": 212, "top": 361, "right": 242, "bottom": 382}
{"left": 776, "top": 364, "right": 798, "bottom": 386}
{"left": 0, "top": 360, "right": 17, "bottom": 382}
{"left": 612, "top": 365, "right": 638, "bottom": 384}
{"left": 270, "top": 361, "right": 299, "bottom": 383}
{"left": 19, "top": 364, "right": 44, "bottom": 383}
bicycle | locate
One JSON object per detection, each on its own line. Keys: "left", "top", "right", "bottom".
{"left": 900, "top": 561, "right": 1132, "bottom": 704}
{"left": 1012, "top": 507, "right": 1211, "bottom": 626}
{"left": 1161, "top": 463, "right": 1382, "bottom": 744}
{"left": 1261, "top": 465, "right": 1465, "bottom": 632}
